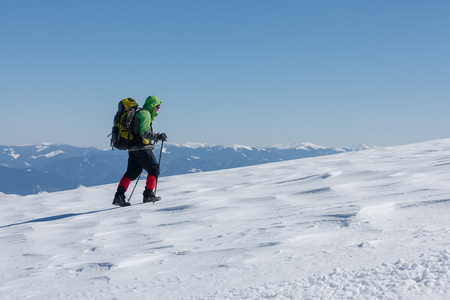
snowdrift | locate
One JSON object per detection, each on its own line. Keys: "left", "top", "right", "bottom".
{"left": 1, "top": 139, "right": 450, "bottom": 299}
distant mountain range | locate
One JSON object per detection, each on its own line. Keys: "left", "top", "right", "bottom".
{"left": 0, "top": 142, "right": 371, "bottom": 195}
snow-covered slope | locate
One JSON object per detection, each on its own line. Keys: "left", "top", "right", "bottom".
{"left": 1, "top": 139, "right": 449, "bottom": 299}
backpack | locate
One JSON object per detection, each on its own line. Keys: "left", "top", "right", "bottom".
{"left": 110, "top": 98, "right": 139, "bottom": 150}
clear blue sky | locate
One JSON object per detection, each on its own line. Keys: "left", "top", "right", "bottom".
{"left": 1, "top": 0, "right": 449, "bottom": 149}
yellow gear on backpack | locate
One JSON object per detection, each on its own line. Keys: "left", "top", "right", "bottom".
{"left": 110, "top": 98, "right": 139, "bottom": 150}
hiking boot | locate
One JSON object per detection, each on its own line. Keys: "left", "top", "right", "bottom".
{"left": 112, "top": 192, "right": 130, "bottom": 207}
{"left": 143, "top": 189, "right": 161, "bottom": 203}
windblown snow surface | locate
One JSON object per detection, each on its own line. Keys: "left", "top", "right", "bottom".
{"left": 1, "top": 139, "right": 450, "bottom": 299}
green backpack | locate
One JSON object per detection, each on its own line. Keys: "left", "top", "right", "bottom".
{"left": 110, "top": 98, "right": 139, "bottom": 150}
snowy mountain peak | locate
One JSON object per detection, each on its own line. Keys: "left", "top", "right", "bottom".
{"left": 271, "top": 142, "right": 332, "bottom": 150}
{"left": 179, "top": 142, "right": 211, "bottom": 149}
{"left": 345, "top": 144, "right": 373, "bottom": 151}
{"left": 232, "top": 145, "right": 257, "bottom": 151}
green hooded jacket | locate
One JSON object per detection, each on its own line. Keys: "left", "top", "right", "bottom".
{"left": 133, "top": 96, "right": 162, "bottom": 145}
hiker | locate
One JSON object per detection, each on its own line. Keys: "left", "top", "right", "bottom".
{"left": 113, "top": 95, "right": 167, "bottom": 206}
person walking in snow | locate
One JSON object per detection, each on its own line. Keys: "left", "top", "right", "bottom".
{"left": 113, "top": 95, "right": 167, "bottom": 207}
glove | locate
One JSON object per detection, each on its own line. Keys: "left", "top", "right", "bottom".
{"left": 156, "top": 133, "right": 167, "bottom": 141}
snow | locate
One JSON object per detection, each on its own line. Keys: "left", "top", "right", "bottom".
{"left": 181, "top": 142, "right": 211, "bottom": 149}
{"left": 233, "top": 145, "right": 256, "bottom": 151}
{"left": 7, "top": 148, "right": 20, "bottom": 159}
{"left": 31, "top": 150, "right": 65, "bottom": 159}
{"left": 1, "top": 139, "right": 450, "bottom": 299}
{"left": 347, "top": 144, "right": 372, "bottom": 151}
{"left": 35, "top": 145, "right": 50, "bottom": 152}
{"left": 271, "top": 142, "right": 334, "bottom": 151}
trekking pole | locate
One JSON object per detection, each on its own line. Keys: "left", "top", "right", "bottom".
{"left": 127, "top": 172, "right": 142, "bottom": 203}
{"left": 154, "top": 140, "right": 164, "bottom": 196}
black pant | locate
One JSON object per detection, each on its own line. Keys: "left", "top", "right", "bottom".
{"left": 123, "top": 149, "right": 159, "bottom": 180}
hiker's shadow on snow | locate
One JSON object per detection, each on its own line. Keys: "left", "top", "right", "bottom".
{"left": 0, "top": 207, "right": 119, "bottom": 229}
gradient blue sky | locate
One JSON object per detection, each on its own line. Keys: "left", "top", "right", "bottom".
{"left": 1, "top": 0, "right": 449, "bottom": 149}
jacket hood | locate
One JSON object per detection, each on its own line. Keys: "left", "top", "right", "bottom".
{"left": 143, "top": 95, "right": 162, "bottom": 120}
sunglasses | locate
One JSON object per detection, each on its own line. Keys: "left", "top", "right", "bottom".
{"left": 156, "top": 105, "right": 161, "bottom": 109}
